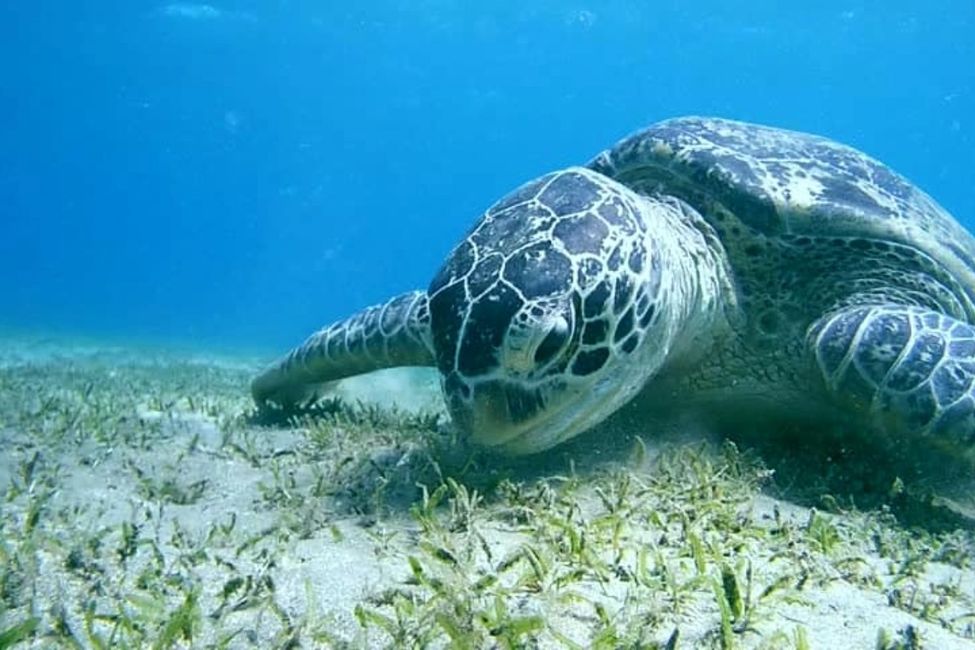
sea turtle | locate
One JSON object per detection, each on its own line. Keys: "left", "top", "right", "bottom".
{"left": 252, "top": 117, "right": 975, "bottom": 460}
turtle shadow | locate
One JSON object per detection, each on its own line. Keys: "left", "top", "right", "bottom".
{"left": 595, "top": 396, "right": 975, "bottom": 532}
{"left": 257, "top": 394, "right": 975, "bottom": 532}
{"left": 728, "top": 421, "right": 975, "bottom": 533}
{"left": 448, "top": 408, "right": 975, "bottom": 533}
{"left": 628, "top": 406, "right": 975, "bottom": 532}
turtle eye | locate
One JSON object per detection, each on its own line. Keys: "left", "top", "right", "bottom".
{"left": 533, "top": 317, "right": 571, "bottom": 365}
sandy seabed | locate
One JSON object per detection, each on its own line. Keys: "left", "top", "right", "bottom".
{"left": 0, "top": 335, "right": 973, "bottom": 649}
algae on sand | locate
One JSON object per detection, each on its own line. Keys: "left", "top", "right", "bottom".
{"left": 0, "top": 340, "right": 973, "bottom": 648}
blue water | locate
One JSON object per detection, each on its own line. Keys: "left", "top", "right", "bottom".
{"left": 1, "top": 2, "right": 973, "bottom": 352}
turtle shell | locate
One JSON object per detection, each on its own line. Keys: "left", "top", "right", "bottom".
{"left": 588, "top": 117, "right": 975, "bottom": 313}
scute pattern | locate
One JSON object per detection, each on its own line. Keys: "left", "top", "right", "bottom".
{"left": 457, "top": 283, "right": 523, "bottom": 376}
{"left": 427, "top": 167, "right": 662, "bottom": 400}
{"left": 812, "top": 304, "right": 975, "bottom": 442}
{"left": 251, "top": 290, "right": 435, "bottom": 406}
{"left": 503, "top": 244, "right": 574, "bottom": 298}
{"left": 589, "top": 116, "right": 975, "bottom": 314}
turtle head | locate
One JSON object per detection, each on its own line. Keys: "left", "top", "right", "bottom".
{"left": 428, "top": 167, "right": 665, "bottom": 454}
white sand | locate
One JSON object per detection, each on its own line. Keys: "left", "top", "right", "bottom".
{"left": 0, "top": 338, "right": 973, "bottom": 648}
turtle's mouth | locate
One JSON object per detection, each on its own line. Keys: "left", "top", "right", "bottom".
{"left": 464, "top": 381, "right": 550, "bottom": 447}
{"left": 455, "top": 378, "right": 600, "bottom": 454}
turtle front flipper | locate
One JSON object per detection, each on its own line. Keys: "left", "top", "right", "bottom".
{"left": 251, "top": 290, "right": 434, "bottom": 409}
{"left": 809, "top": 303, "right": 975, "bottom": 452}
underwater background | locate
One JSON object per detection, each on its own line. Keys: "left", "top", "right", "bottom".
{"left": 1, "top": 1, "right": 973, "bottom": 352}
{"left": 4, "top": 4, "right": 975, "bottom": 647}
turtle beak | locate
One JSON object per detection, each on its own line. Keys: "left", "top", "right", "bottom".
{"left": 461, "top": 380, "right": 549, "bottom": 448}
